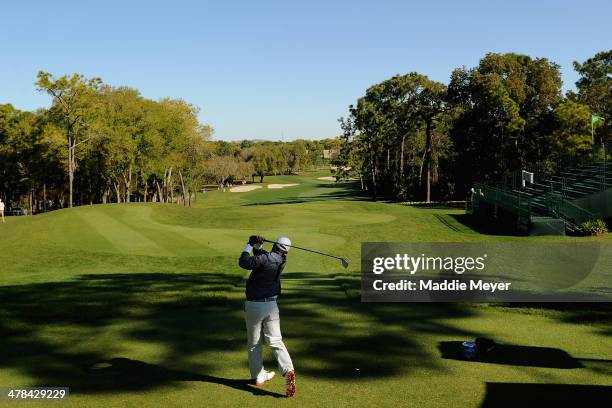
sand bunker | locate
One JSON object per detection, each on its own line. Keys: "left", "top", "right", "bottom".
{"left": 317, "top": 176, "right": 337, "bottom": 181}
{"left": 267, "top": 183, "right": 299, "bottom": 189}
{"left": 229, "top": 185, "right": 262, "bottom": 193}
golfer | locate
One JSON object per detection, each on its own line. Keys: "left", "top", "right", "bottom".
{"left": 239, "top": 235, "right": 296, "bottom": 397}
{"left": 0, "top": 199, "right": 5, "bottom": 223}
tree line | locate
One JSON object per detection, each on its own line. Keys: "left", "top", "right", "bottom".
{"left": 0, "top": 72, "right": 339, "bottom": 211}
{"left": 335, "top": 50, "right": 611, "bottom": 201}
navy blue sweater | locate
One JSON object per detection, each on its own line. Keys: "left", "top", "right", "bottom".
{"left": 239, "top": 247, "right": 286, "bottom": 300}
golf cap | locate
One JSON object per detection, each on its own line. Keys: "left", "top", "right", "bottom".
{"left": 275, "top": 236, "right": 291, "bottom": 253}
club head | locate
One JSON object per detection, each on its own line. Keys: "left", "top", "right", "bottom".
{"left": 341, "top": 257, "right": 349, "bottom": 269}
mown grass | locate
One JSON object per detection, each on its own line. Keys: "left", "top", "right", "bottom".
{"left": 0, "top": 174, "right": 610, "bottom": 407}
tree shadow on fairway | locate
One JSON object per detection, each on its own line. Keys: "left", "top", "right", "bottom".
{"left": 0, "top": 271, "right": 482, "bottom": 393}
{"left": 0, "top": 273, "right": 250, "bottom": 394}
{"left": 479, "top": 382, "right": 612, "bottom": 407}
{"left": 279, "top": 271, "right": 479, "bottom": 379}
{"left": 242, "top": 181, "right": 371, "bottom": 206}
{"left": 86, "top": 358, "right": 284, "bottom": 397}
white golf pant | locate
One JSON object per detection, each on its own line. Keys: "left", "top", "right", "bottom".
{"left": 245, "top": 300, "right": 294, "bottom": 379}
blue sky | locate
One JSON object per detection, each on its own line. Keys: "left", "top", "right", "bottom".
{"left": 1, "top": 1, "right": 610, "bottom": 141}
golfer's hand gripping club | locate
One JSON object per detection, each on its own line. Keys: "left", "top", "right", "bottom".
{"left": 245, "top": 235, "right": 265, "bottom": 251}
{"left": 248, "top": 235, "right": 266, "bottom": 246}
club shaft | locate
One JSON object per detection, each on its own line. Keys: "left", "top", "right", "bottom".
{"left": 263, "top": 239, "right": 343, "bottom": 260}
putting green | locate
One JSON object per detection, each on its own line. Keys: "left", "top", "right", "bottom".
{"left": 0, "top": 173, "right": 610, "bottom": 407}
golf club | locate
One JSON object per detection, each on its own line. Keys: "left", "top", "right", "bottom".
{"left": 263, "top": 239, "right": 349, "bottom": 268}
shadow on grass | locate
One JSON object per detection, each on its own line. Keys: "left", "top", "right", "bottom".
{"left": 405, "top": 203, "right": 466, "bottom": 209}
{"left": 1, "top": 270, "right": 610, "bottom": 401}
{"left": 0, "top": 271, "right": 477, "bottom": 394}
{"left": 432, "top": 214, "right": 464, "bottom": 233}
{"left": 480, "top": 383, "right": 612, "bottom": 407}
{"left": 449, "top": 213, "right": 525, "bottom": 236}
{"left": 86, "top": 358, "right": 284, "bottom": 397}
{"left": 0, "top": 273, "right": 248, "bottom": 394}
{"left": 242, "top": 181, "right": 371, "bottom": 206}
{"left": 278, "top": 271, "right": 478, "bottom": 379}
{"left": 438, "top": 341, "right": 585, "bottom": 369}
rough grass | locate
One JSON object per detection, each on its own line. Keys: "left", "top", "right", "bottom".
{"left": 0, "top": 174, "right": 610, "bottom": 407}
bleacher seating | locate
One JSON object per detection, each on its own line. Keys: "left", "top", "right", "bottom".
{"left": 472, "top": 161, "right": 611, "bottom": 234}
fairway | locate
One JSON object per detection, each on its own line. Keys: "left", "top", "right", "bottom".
{"left": 1, "top": 174, "right": 610, "bottom": 407}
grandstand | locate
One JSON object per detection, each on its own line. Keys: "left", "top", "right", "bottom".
{"left": 469, "top": 160, "right": 612, "bottom": 235}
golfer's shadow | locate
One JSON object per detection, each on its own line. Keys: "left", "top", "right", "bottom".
{"left": 86, "top": 358, "right": 285, "bottom": 398}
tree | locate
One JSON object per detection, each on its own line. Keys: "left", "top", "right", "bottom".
{"left": 0, "top": 104, "right": 64, "bottom": 211}
{"left": 348, "top": 98, "right": 384, "bottom": 200}
{"left": 448, "top": 53, "right": 562, "bottom": 193}
{"left": 573, "top": 50, "right": 611, "bottom": 144}
{"left": 339, "top": 73, "right": 452, "bottom": 201}
{"left": 178, "top": 124, "right": 213, "bottom": 205}
{"left": 0, "top": 104, "right": 31, "bottom": 205}
{"left": 36, "top": 71, "right": 102, "bottom": 207}
{"left": 96, "top": 86, "right": 142, "bottom": 203}
{"left": 285, "top": 140, "right": 309, "bottom": 174}
{"left": 334, "top": 119, "right": 364, "bottom": 184}
{"left": 251, "top": 145, "right": 274, "bottom": 182}
{"left": 414, "top": 78, "right": 448, "bottom": 202}
{"left": 551, "top": 100, "right": 595, "bottom": 164}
